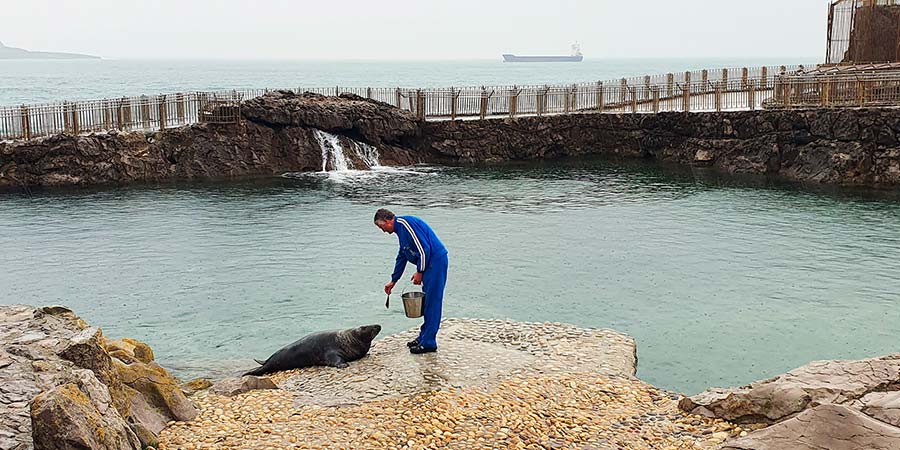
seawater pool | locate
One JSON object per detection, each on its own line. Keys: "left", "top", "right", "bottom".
{"left": 2, "top": 158, "right": 899, "bottom": 395}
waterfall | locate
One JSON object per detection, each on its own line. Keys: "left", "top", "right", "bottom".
{"left": 313, "top": 130, "right": 380, "bottom": 172}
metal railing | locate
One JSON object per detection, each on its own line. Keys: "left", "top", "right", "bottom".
{"left": 767, "top": 71, "right": 900, "bottom": 108}
{"left": 1, "top": 64, "right": 801, "bottom": 142}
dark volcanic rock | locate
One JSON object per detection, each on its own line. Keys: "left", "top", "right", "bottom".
{"left": 3, "top": 96, "right": 900, "bottom": 188}
{"left": 0, "top": 92, "right": 422, "bottom": 189}
{"left": 241, "top": 91, "right": 420, "bottom": 147}
{"left": 422, "top": 108, "right": 900, "bottom": 185}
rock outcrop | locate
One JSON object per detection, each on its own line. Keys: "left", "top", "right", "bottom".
{"left": 722, "top": 405, "right": 900, "bottom": 450}
{"left": 681, "top": 354, "right": 900, "bottom": 449}
{"left": 0, "top": 92, "right": 420, "bottom": 189}
{"left": 4, "top": 94, "right": 900, "bottom": 189}
{"left": 0, "top": 305, "right": 197, "bottom": 450}
{"left": 423, "top": 109, "right": 900, "bottom": 186}
{"left": 208, "top": 376, "right": 277, "bottom": 397}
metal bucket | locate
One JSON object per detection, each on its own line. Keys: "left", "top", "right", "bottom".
{"left": 401, "top": 291, "right": 425, "bottom": 318}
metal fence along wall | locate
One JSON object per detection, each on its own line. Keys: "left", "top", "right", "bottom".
{"left": 827, "top": 0, "right": 900, "bottom": 64}
{"left": 769, "top": 71, "right": 900, "bottom": 108}
{"left": 1, "top": 64, "right": 799, "bottom": 142}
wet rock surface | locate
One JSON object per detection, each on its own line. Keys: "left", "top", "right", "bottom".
{"left": 159, "top": 319, "right": 747, "bottom": 449}
{"left": 0, "top": 304, "right": 196, "bottom": 450}
{"left": 682, "top": 354, "right": 900, "bottom": 449}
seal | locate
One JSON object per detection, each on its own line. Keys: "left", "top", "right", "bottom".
{"left": 244, "top": 324, "right": 381, "bottom": 376}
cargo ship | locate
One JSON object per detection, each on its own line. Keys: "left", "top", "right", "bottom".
{"left": 502, "top": 43, "right": 583, "bottom": 63}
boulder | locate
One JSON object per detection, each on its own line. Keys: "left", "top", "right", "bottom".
{"left": 105, "top": 338, "right": 154, "bottom": 364}
{"left": 721, "top": 404, "right": 900, "bottom": 450}
{"left": 1, "top": 305, "right": 197, "bottom": 450}
{"left": 210, "top": 376, "right": 278, "bottom": 397}
{"left": 57, "top": 327, "right": 129, "bottom": 418}
{"left": 114, "top": 358, "right": 198, "bottom": 423}
{"left": 861, "top": 391, "right": 900, "bottom": 427}
{"left": 30, "top": 370, "right": 140, "bottom": 450}
{"left": 680, "top": 354, "right": 900, "bottom": 424}
{"left": 181, "top": 378, "right": 213, "bottom": 396}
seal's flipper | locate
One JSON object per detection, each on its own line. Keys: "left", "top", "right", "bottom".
{"left": 254, "top": 358, "right": 266, "bottom": 365}
{"left": 324, "top": 351, "right": 348, "bottom": 369}
{"left": 243, "top": 364, "right": 269, "bottom": 376}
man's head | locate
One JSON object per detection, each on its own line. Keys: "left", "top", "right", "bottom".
{"left": 374, "top": 208, "right": 395, "bottom": 234}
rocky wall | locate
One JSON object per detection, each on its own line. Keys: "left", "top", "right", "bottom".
{"left": 423, "top": 108, "right": 900, "bottom": 186}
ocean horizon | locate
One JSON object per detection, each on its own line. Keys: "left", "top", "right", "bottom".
{"left": 0, "top": 56, "right": 819, "bottom": 106}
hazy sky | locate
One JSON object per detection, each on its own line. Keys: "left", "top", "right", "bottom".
{"left": 4, "top": 0, "right": 827, "bottom": 60}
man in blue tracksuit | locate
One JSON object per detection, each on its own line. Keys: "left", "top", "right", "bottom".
{"left": 374, "top": 208, "right": 448, "bottom": 354}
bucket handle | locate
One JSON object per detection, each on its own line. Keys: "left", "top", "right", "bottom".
{"left": 400, "top": 284, "right": 424, "bottom": 297}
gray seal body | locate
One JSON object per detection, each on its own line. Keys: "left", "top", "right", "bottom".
{"left": 244, "top": 324, "right": 381, "bottom": 376}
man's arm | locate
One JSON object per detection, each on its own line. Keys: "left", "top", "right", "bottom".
{"left": 391, "top": 251, "right": 406, "bottom": 283}
{"left": 397, "top": 218, "right": 431, "bottom": 274}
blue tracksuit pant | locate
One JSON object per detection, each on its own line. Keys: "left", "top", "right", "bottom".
{"left": 418, "top": 252, "right": 448, "bottom": 349}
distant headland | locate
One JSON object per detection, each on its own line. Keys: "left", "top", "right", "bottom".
{"left": 0, "top": 40, "right": 99, "bottom": 60}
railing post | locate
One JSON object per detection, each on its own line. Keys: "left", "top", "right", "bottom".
{"left": 124, "top": 97, "right": 133, "bottom": 129}
{"left": 644, "top": 75, "right": 651, "bottom": 100}
{"left": 682, "top": 72, "right": 691, "bottom": 112}
{"left": 509, "top": 87, "right": 517, "bottom": 118}
{"left": 722, "top": 68, "right": 729, "bottom": 91}
{"left": 571, "top": 83, "right": 578, "bottom": 111}
{"left": 176, "top": 93, "right": 185, "bottom": 123}
{"left": 366, "top": 87, "right": 372, "bottom": 99}
{"left": 417, "top": 89, "right": 425, "bottom": 120}
{"left": 450, "top": 88, "right": 457, "bottom": 120}
{"left": 760, "top": 66, "right": 768, "bottom": 90}
{"left": 20, "top": 105, "right": 30, "bottom": 140}
{"left": 666, "top": 73, "right": 674, "bottom": 98}
{"left": 715, "top": 82, "right": 722, "bottom": 112}
{"left": 395, "top": 88, "right": 401, "bottom": 108}
{"left": 630, "top": 88, "right": 637, "bottom": 113}
{"left": 479, "top": 88, "right": 487, "bottom": 120}
{"left": 819, "top": 79, "right": 828, "bottom": 106}
{"left": 748, "top": 80, "right": 756, "bottom": 110}
{"left": 619, "top": 78, "right": 627, "bottom": 104}
{"left": 701, "top": 70, "right": 709, "bottom": 93}
{"left": 141, "top": 95, "right": 150, "bottom": 129}
{"left": 652, "top": 87, "right": 660, "bottom": 113}
{"left": 62, "top": 101, "right": 71, "bottom": 133}
{"left": 856, "top": 80, "right": 865, "bottom": 106}
{"left": 596, "top": 81, "right": 604, "bottom": 113}
{"left": 564, "top": 87, "right": 571, "bottom": 113}
{"left": 103, "top": 100, "right": 111, "bottom": 130}
{"left": 158, "top": 95, "right": 167, "bottom": 130}
{"left": 741, "top": 67, "right": 749, "bottom": 91}
{"left": 71, "top": 102, "right": 80, "bottom": 134}
{"left": 537, "top": 88, "right": 544, "bottom": 116}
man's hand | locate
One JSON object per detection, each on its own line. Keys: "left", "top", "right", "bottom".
{"left": 411, "top": 272, "right": 423, "bottom": 285}
{"left": 384, "top": 281, "right": 396, "bottom": 295}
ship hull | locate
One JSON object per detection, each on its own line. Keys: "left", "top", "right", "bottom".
{"left": 502, "top": 54, "right": 583, "bottom": 63}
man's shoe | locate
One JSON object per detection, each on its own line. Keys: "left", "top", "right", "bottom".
{"left": 407, "top": 339, "right": 419, "bottom": 348}
{"left": 409, "top": 345, "right": 437, "bottom": 354}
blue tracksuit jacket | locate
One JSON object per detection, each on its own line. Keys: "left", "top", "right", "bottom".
{"left": 390, "top": 215, "right": 448, "bottom": 349}
{"left": 390, "top": 216, "right": 447, "bottom": 282}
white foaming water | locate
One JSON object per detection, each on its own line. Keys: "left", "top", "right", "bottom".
{"left": 313, "top": 129, "right": 381, "bottom": 173}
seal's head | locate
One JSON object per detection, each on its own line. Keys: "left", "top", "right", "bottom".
{"left": 353, "top": 324, "right": 382, "bottom": 343}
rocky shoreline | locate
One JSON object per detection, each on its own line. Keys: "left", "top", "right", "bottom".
{"left": 2, "top": 91, "right": 900, "bottom": 190}
{"left": 3, "top": 304, "right": 900, "bottom": 449}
